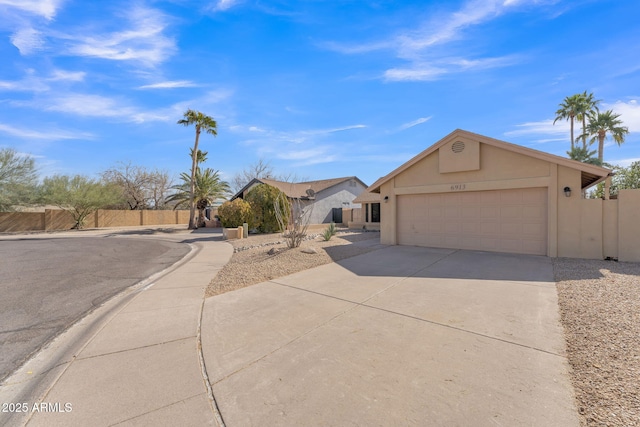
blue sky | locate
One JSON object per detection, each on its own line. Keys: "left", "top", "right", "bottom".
{"left": 1, "top": 0, "right": 639, "bottom": 187}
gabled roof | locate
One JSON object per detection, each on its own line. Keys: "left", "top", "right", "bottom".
{"left": 368, "top": 129, "right": 612, "bottom": 192}
{"left": 232, "top": 176, "right": 367, "bottom": 200}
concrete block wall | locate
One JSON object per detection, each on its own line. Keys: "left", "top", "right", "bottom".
{"left": 0, "top": 212, "right": 44, "bottom": 232}
{"left": 0, "top": 209, "right": 191, "bottom": 233}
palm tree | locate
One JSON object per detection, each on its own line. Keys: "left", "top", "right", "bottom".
{"left": 575, "top": 91, "right": 600, "bottom": 149}
{"left": 578, "top": 110, "right": 629, "bottom": 163}
{"left": 178, "top": 109, "right": 218, "bottom": 229}
{"left": 553, "top": 94, "right": 581, "bottom": 150}
{"left": 166, "top": 168, "right": 230, "bottom": 227}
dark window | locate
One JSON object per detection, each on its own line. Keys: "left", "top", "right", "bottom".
{"left": 371, "top": 203, "right": 380, "bottom": 223}
{"left": 365, "top": 204, "right": 369, "bottom": 222}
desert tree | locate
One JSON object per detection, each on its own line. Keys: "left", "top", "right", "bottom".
{"left": 274, "top": 192, "right": 310, "bottom": 249}
{"left": 231, "top": 158, "right": 276, "bottom": 194}
{"left": 102, "top": 162, "right": 173, "bottom": 210}
{"left": 177, "top": 109, "right": 217, "bottom": 229}
{"left": 0, "top": 148, "right": 38, "bottom": 211}
{"left": 39, "top": 175, "right": 122, "bottom": 229}
{"left": 230, "top": 158, "right": 309, "bottom": 194}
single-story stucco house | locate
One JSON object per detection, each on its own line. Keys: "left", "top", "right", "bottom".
{"left": 367, "top": 129, "right": 640, "bottom": 262}
{"left": 232, "top": 176, "right": 368, "bottom": 224}
{"left": 348, "top": 190, "right": 381, "bottom": 230}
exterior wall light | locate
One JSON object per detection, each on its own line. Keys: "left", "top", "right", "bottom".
{"left": 383, "top": 196, "right": 389, "bottom": 203}
{"left": 564, "top": 186, "right": 572, "bottom": 197}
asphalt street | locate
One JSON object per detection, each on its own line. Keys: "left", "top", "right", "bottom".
{"left": 0, "top": 235, "right": 190, "bottom": 382}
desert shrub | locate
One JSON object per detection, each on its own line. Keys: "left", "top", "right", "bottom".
{"left": 275, "top": 193, "right": 311, "bottom": 248}
{"left": 245, "top": 184, "right": 288, "bottom": 233}
{"left": 218, "top": 198, "right": 252, "bottom": 228}
{"left": 322, "top": 222, "right": 337, "bottom": 241}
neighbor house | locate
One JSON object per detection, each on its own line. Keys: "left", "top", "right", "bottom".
{"left": 232, "top": 176, "right": 368, "bottom": 225}
{"left": 367, "top": 129, "right": 640, "bottom": 262}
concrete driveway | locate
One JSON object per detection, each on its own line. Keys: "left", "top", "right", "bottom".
{"left": 202, "top": 246, "right": 579, "bottom": 426}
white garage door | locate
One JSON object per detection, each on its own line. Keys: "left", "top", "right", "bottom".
{"left": 397, "top": 188, "right": 547, "bottom": 255}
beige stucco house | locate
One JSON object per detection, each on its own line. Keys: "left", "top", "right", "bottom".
{"left": 368, "top": 129, "right": 640, "bottom": 262}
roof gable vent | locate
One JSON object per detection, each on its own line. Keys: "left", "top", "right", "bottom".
{"left": 452, "top": 141, "right": 465, "bottom": 153}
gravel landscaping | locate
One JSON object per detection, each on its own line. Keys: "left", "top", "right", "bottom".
{"left": 205, "top": 230, "right": 381, "bottom": 297}
{"left": 554, "top": 258, "right": 640, "bottom": 427}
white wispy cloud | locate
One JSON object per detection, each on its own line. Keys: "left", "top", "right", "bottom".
{"left": 34, "top": 88, "right": 233, "bottom": 124}
{"left": 232, "top": 123, "right": 367, "bottom": 166}
{"left": 64, "top": 6, "right": 176, "bottom": 67}
{"left": 324, "top": 0, "right": 553, "bottom": 81}
{"left": 505, "top": 119, "right": 569, "bottom": 137}
{"left": 43, "top": 93, "right": 137, "bottom": 118}
{"left": 0, "top": 0, "right": 64, "bottom": 20}
{"left": 609, "top": 157, "right": 640, "bottom": 168}
{"left": 0, "top": 68, "right": 85, "bottom": 92}
{"left": 602, "top": 99, "right": 640, "bottom": 133}
{"left": 48, "top": 69, "right": 85, "bottom": 81}
{"left": 10, "top": 27, "right": 45, "bottom": 55}
{"left": 208, "top": 0, "right": 241, "bottom": 12}
{"left": 0, "top": 123, "right": 92, "bottom": 140}
{"left": 398, "top": 116, "right": 432, "bottom": 131}
{"left": 277, "top": 147, "right": 330, "bottom": 161}
{"left": 138, "top": 80, "right": 198, "bottom": 89}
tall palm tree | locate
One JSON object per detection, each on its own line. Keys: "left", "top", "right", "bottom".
{"left": 178, "top": 109, "right": 217, "bottom": 229}
{"left": 579, "top": 110, "right": 629, "bottom": 163}
{"left": 166, "top": 168, "right": 230, "bottom": 227}
{"left": 553, "top": 94, "right": 581, "bottom": 150}
{"left": 575, "top": 91, "right": 600, "bottom": 149}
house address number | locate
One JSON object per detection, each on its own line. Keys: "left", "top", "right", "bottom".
{"left": 450, "top": 184, "right": 466, "bottom": 191}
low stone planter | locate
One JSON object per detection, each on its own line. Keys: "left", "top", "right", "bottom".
{"left": 222, "top": 226, "right": 243, "bottom": 240}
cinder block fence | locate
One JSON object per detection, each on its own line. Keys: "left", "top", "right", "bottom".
{"left": 0, "top": 209, "right": 191, "bottom": 233}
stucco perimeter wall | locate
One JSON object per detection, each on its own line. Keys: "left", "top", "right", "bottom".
{"left": 603, "top": 200, "right": 618, "bottom": 259}
{"left": 618, "top": 189, "right": 640, "bottom": 262}
{"left": 556, "top": 165, "right": 583, "bottom": 258}
{"left": 0, "top": 212, "right": 44, "bottom": 232}
{"left": 45, "top": 209, "right": 76, "bottom": 230}
{"left": 95, "top": 209, "right": 142, "bottom": 227}
{"left": 0, "top": 209, "right": 190, "bottom": 232}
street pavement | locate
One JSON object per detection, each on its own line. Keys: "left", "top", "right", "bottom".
{"left": 0, "top": 236, "right": 189, "bottom": 383}
{"left": 0, "top": 227, "right": 231, "bottom": 427}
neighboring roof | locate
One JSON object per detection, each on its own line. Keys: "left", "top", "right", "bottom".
{"left": 368, "top": 129, "right": 612, "bottom": 192}
{"left": 353, "top": 191, "right": 381, "bottom": 204}
{"left": 232, "top": 176, "right": 368, "bottom": 200}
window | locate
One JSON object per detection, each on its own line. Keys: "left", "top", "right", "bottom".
{"left": 371, "top": 203, "right": 380, "bottom": 223}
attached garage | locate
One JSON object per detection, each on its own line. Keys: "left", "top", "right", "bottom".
{"left": 367, "top": 129, "right": 622, "bottom": 259}
{"left": 397, "top": 188, "right": 547, "bottom": 255}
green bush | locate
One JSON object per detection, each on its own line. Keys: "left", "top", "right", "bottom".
{"left": 245, "top": 184, "right": 289, "bottom": 233}
{"left": 218, "top": 198, "right": 252, "bottom": 228}
{"left": 322, "top": 222, "right": 337, "bottom": 241}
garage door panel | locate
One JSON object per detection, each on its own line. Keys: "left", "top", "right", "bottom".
{"left": 397, "top": 188, "right": 547, "bottom": 256}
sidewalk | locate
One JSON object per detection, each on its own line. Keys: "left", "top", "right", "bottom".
{"left": 0, "top": 230, "right": 232, "bottom": 427}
